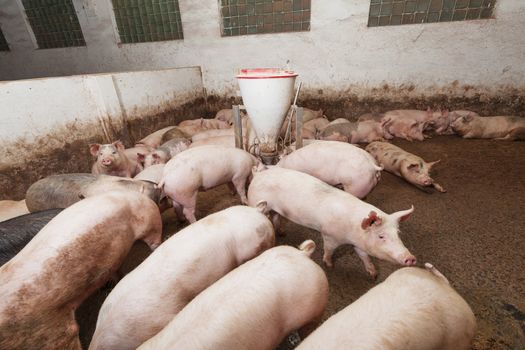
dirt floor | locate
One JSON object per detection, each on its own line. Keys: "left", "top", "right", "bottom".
{"left": 76, "top": 135, "right": 525, "bottom": 350}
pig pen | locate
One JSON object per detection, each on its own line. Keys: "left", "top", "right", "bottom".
{"left": 74, "top": 134, "right": 525, "bottom": 350}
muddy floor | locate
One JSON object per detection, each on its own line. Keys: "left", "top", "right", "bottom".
{"left": 76, "top": 135, "right": 525, "bottom": 350}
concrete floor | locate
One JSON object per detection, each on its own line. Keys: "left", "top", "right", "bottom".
{"left": 77, "top": 136, "right": 525, "bottom": 349}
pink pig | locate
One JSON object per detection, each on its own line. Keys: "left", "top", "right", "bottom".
{"left": 90, "top": 141, "right": 143, "bottom": 177}
{"left": 277, "top": 141, "right": 382, "bottom": 199}
{"left": 248, "top": 167, "right": 416, "bottom": 279}
{"left": 297, "top": 263, "right": 476, "bottom": 350}
{"left": 0, "top": 192, "right": 162, "bottom": 350}
{"left": 138, "top": 241, "right": 328, "bottom": 350}
{"left": 90, "top": 204, "right": 275, "bottom": 350}
{"left": 158, "top": 145, "right": 259, "bottom": 223}
{"left": 366, "top": 141, "right": 445, "bottom": 193}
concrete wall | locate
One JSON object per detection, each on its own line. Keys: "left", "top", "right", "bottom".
{"left": 0, "top": 67, "right": 205, "bottom": 199}
{"left": 0, "top": 0, "right": 524, "bottom": 98}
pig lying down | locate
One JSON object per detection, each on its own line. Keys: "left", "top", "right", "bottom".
{"left": 0, "top": 199, "right": 29, "bottom": 222}
{"left": 277, "top": 141, "right": 382, "bottom": 199}
{"left": 366, "top": 141, "right": 446, "bottom": 193}
{"left": 158, "top": 146, "right": 259, "bottom": 223}
{"left": 138, "top": 241, "right": 328, "bottom": 350}
{"left": 0, "top": 191, "right": 162, "bottom": 350}
{"left": 451, "top": 114, "right": 525, "bottom": 141}
{"left": 248, "top": 167, "right": 416, "bottom": 278}
{"left": 297, "top": 263, "right": 476, "bottom": 350}
{"left": 0, "top": 209, "right": 62, "bottom": 266}
{"left": 90, "top": 204, "right": 275, "bottom": 350}
{"left": 90, "top": 141, "right": 142, "bottom": 177}
{"left": 25, "top": 173, "right": 161, "bottom": 212}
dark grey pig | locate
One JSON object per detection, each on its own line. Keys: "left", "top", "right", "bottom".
{"left": 0, "top": 209, "right": 63, "bottom": 266}
{"left": 26, "top": 174, "right": 160, "bottom": 212}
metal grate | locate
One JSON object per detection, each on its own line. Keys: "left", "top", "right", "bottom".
{"left": 368, "top": 0, "right": 496, "bottom": 27}
{"left": 219, "top": 0, "right": 311, "bottom": 37}
{"left": 0, "top": 27, "right": 9, "bottom": 51}
{"left": 22, "top": 0, "right": 86, "bottom": 49}
{"left": 111, "top": 0, "right": 184, "bottom": 43}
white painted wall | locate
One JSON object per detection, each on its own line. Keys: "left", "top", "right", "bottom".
{"left": 0, "top": 0, "right": 524, "bottom": 97}
{"left": 0, "top": 67, "right": 203, "bottom": 167}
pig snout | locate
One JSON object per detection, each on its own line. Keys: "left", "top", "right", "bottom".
{"left": 101, "top": 158, "right": 113, "bottom": 166}
{"left": 401, "top": 253, "right": 417, "bottom": 266}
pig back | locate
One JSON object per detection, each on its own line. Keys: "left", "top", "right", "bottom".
{"left": 0, "top": 209, "right": 63, "bottom": 266}
{"left": 0, "top": 192, "right": 162, "bottom": 311}
{"left": 25, "top": 173, "right": 97, "bottom": 212}
{"left": 139, "top": 245, "right": 328, "bottom": 350}
{"left": 298, "top": 266, "right": 476, "bottom": 350}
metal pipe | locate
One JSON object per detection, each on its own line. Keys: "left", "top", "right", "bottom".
{"left": 295, "top": 107, "right": 304, "bottom": 150}
{"left": 233, "top": 105, "right": 243, "bottom": 150}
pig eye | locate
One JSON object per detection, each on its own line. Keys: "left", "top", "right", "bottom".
{"left": 378, "top": 234, "right": 385, "bottom": 240}
{"left": 112, "top": 151, "right": 117, "bottom": 154}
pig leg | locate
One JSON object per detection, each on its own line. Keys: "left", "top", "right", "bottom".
{"left": 271, "top": 212, "right": 283, "bottom": 236}
{"left": 321, "top": 234, "right": 340, "bottom": 267}
{"left": 172, "top": 202, "right": 185, "bottom": 221}
{"left": 232, "top": 176, "right": 248, "bottom": 204}
{"left": 227, "top": 182, "right": 237, "bottom": 196}
{"left": 178, "top": 193, "right": 198, "bottom": 223}
{"left": 432, "top": 182, "right": 446, "bottom": 193}
{"left": 354, "top": 246, "right": 378, "bottom": 280}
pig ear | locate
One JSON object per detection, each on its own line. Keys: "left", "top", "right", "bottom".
{"left": 407, "top": 163, "right": 420, "bottom": 171}
{"left": 255, "top": 200, "right": 268, "bottom": 213}
{"left": 462, "top": 114, "right": 474, "bottom": 122}
{"left": 391, "top": 206, "right": 414, "bottom": 223}
{"left": 89, "top": 144, "right": 101, "bottom": 156}
{"left": 113, "top": 140, "right": 125, "bottom": 151}
{"left": 428, "top": 160, "right": 441, "bottom": 169}
{"left": 298, "top": 240, "right": 316, "bottom": 257}
{"left": 361, "top": 211, "right": 382, "bottom": 230}
{"left": 137, "top": 153, "right": 146, "bottom": 162}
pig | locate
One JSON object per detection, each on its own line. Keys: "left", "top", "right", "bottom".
{"left": 356, "top": 112, "right": 394, "bottom": 142}
{"left": 90, "top": 204, "right": 275, "bottom": 350}
{"left": 383, "top": 109, "right": 449, "bottom": 141}
{"left": 138, "top": 241, "right": 328, "bottom": 350}
{"left": 0, "top": 191, "right": 162, "bottom": 350}
{"left": 159, "top": 126, "right": 190, "bottom": 144}
{"left": 451, "top": 115, "right": 525, "bottom": 140}
{"left": 248, "top": 167, "right": 416, "bottom": 278}
{"left": 215, "top": 108, "right": 246, "bottom": 125}
{"left": 134, "top": 164, "right": 165, "bottom": 184}
{"left": 366, "top": 141, "right": 446, "bottom": 193}
{"left": 0, "top": 208, "right": 63, "bottom": 266}
{"left": 443, "top": 110, "right": 480, "bottom": 135}
{"left": 123, "top": 144, "right": 154, "bottom": 165}
{"left": 135, "top": 126, "right": 177, "bottom": 149}
{"left": 192, "top": 128, "right": 235, "bottom": 142}
{"left": 138, "top": 148, "right": 171, "bottom": 168}
{"left": 297, "top": 263, "right": 476, "bottom": 350}
{"left": 302, "top": 117, "right": 329, "bottom": 139}
{"left": 0, "top": 199, "right": 29, "bottom": 222}
{"left": 319, "top": 120, "right": 357, "bottom": 142}
{"left": 90, "top": 140, "right": 142, "bottom": 177}
{"left": 277, "top": 141, "right": 382, "bottom": 199}
{"left": 189, "top": 135, "right": 236, "bottom": 149}
{"left": 25, "top": 174, "right": 161, "bottom": 212}
{"left": 158, "top": 146, "right": 259, "bottom": 223}
{"left": 179, "top": 118, "right": 230, "bottom": 130}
